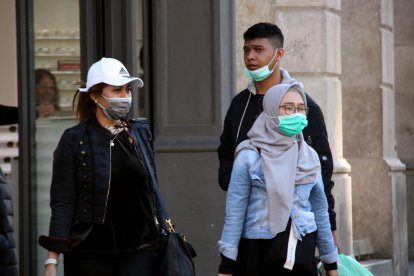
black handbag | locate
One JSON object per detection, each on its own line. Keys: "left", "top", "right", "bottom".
{"left": 157, "top": 219, "right": 197, "bottom": 276}
{"left": 130, "top": 125, "right": 196, "bottom": 276}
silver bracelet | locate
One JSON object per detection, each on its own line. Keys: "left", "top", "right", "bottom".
{"left": 44, "top": 258, "right": 58, "bottom": 267}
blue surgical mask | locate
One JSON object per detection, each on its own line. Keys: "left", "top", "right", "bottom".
{"left": 278, "top": 113, "right": 308, "bottom": 136}
{"left": 244, "top": 49, "right": 278, "bottom": 82}
{"left": 98, "top": 95, "right": 132, "bottom": 120}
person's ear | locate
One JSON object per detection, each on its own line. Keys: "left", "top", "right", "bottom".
{"left": 89, "top": 93, "right": 98, "bottom": 103}
{"left": 277, "top": 48, "right": 285, "bottom": 61}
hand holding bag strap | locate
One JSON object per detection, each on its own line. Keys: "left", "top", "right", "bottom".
{"left": 131, "top": 123, "right": 197, "bottom": 276}
{"left": 130, "top": 124, "right": 170, "bottom": 230}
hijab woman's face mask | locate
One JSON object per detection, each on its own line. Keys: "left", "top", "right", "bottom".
{"left": 278, "top": 113, "right": 308, "bottom": 136}
{"left": 266, "top": 113, "right": 308, "bottom": 136}
{"left": 98, "top": 95, "right": 132, "bottom": 120}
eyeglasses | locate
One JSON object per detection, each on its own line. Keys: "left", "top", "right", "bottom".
{"left": 279, "top": 105, "right": 308, "bottom": 115}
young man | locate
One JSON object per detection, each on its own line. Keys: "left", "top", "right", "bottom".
{"left": 217, "top": 22, "right": 339, "bottom": 246}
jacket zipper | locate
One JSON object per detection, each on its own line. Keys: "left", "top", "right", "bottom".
{"left": 101, "top": 140, "right": 112, "bottom": 223}
{"left": 236, "top": 92, "right": 251, "bottom": 144}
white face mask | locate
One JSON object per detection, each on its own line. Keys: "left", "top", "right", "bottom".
{"left": 98, "top": 95, "right": 132, "bottom": 120}
{"left": 244, "top": 49, "right": 278, "bottom": 82}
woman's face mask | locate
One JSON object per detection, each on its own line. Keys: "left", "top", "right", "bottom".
{"left": 278, "top": 113, "right": 308, "bottom": 136}
{"left": 98, "top": 95, "right": 132, "bottom": 120}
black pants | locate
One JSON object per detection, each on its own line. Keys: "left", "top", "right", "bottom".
{"left": 63, "top": 248, "right": 158, "bottom": 276}
{"left": 234, "top": 233, "right": 318, "bottom": 276}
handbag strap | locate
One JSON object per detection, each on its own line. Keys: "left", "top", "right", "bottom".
{"left": 130, "top": 124, "right": 173, "bottom": 232}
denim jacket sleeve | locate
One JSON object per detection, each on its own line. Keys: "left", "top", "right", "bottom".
{"left": 218, "top": 149, "right": 255, "bottom": 261}
{"left": 310, "top": 174, "right": 338, "bottom": 264}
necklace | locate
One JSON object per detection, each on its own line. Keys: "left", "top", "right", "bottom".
{"left": 107, "top": 121, "right": 127, "bottom": 147}
{"left": 110, "top": 130, "right": 122, "bottom": 146}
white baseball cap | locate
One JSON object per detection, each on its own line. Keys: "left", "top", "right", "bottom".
{"left": 78, "top": 57, "right": 143, "bottom": 92}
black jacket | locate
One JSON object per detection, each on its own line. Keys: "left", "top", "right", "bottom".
{"left": 218, "top": 88, "right": 336, "bottom": 230}
{"left": 0, "top": 169, "right": 18, "bottom": 276}
{"left": 0, "top": 105, "right": 18, "bottom": 126}
{"left": 39, "top": 117, "right": 159, "bottom": 253}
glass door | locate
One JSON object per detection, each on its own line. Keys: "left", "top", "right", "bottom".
{"left": 30, "top": 1, "right": 148, "bottom": 275}
{"left": 33, "top": 2, "right": 79, "bottom": 274}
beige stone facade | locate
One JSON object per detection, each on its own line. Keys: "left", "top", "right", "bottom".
{"left": 395, "top": 0, "right": 414, "bottom": 266}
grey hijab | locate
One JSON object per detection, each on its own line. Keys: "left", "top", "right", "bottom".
{"left": 236, "top": 83, "right": 320, "bottom": 236}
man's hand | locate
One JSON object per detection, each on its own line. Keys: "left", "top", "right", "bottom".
{"left": 36, "top": 104, "right": 56, "bottom": 117}
{"left": 332, "top": 230, "right": 342, "bottom": 253}
{"left": 326, "top": 269, "right": 339, "bottom": 276}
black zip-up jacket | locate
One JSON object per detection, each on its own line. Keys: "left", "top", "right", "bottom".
{"left": 218, "top": 89, "right": 336, "bottom": 230}
{"left": 0, "top": 105, "right": 18, "bottom": 126}
{"left": 39, "top": 117, "right": 159, "bottom": 253}
{"left": 0, "top": 169, "right": 18, "bottom": 276}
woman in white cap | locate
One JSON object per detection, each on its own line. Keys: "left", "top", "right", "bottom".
{"left": 39, "top": 57, "right": 161, "bottom": 276}
{"left": 217, "top": 83, "right": 338, "bottom": 276}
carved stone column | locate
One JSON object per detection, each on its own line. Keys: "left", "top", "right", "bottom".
{"left": 274, "top": 0, "right": 353, "bottom": 254}
{"left": 342, "top": 0, "right": 408, "bottom": 274}
{"left": 380, "top": 0, "right": 408, "bottom": 275}
{"left": 395, "top": 0, "right": 414, "bottom": 265}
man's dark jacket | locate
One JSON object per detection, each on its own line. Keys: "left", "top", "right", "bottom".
{"left": 218, "top": 89, "right": 336, "bottom": 230}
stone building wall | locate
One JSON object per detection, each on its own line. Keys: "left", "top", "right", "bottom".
{"left": 394, "top": 0, "right": 414, "bottom": 259}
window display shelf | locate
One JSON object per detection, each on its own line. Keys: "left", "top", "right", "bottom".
{"left": 36, "top": 36, "right": 80, "bottom": 40}
{"left": 50, "top": 70, "right": 80, "bottom": 75}
{"left": 36, "top": 54, "right": 80, "bottom": 57}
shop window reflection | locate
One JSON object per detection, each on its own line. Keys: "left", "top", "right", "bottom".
{"left": 33, "top": 1, "right": 80, "bottom": 275}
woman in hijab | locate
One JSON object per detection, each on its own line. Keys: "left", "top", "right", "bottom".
{"left": 217, "top": 83, "right": 338, "bottom": 276}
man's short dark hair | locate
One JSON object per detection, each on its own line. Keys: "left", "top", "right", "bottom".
{"left": 243, "top": 22, "right": 284, "bottom": 48}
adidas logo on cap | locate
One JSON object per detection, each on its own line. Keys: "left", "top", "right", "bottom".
{"left": 119, "top": 67, "right": 129, "bottom": 75}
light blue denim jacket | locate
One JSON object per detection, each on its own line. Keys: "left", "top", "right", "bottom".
{"left": 218, "top": 148, "right": 338, "bottom": 265}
